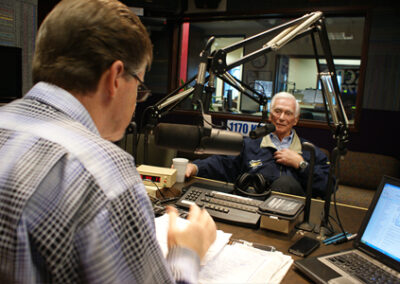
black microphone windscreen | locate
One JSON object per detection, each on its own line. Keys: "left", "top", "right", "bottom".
{"left": 154, "top": 123, "right": 200, "bottom": 152}
{"left": 198, "top": 128, "right": 243, "bottom": 155}
{"left": 153, "top": 123, "right": 243, "bottom": 156}
{"left": 249, "top": 123, "right": 276, "bottom": 139}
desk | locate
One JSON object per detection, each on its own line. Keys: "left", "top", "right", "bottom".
{"left": 159, "top": 177, "right": 368, "bottom": 283}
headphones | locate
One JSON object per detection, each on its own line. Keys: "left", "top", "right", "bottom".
{"left": 234, "top": 173, "right": 272, "bottom": 198}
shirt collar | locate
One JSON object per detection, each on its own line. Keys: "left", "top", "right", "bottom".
{"left": 24, "top": 82, "right": 100, "bottom": 136}
{"left": 260, "top": 129, "right": 302, "bottom": 153}
{"left": 269, "top": 130, "right": 294, "bottom": 150}
{"left": 269, "top": 130, "right": 294, "bottom": 144}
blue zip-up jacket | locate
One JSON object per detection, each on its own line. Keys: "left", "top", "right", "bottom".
{"left": 193, "top": 131, "right": 331, "bottom": 198}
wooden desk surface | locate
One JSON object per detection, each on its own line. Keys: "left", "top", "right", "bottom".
{"left": 159, "top": 177, "right": 368, "bottom": 283}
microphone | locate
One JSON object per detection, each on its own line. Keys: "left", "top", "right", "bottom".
{"left": 249, "top": 123, "right": 276, "bottom": 139}
{"left": 191, "top": 36, "right": 215, "bottom": 105}
{"left": 153, "top": 123, "right": 243, "bottom": 155}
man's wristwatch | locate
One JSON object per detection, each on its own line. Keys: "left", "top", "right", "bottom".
{"left": 299, "top": 160, "right": 309, "bottom": 171}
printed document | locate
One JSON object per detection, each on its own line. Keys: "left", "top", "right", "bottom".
{"left": 155, "top": 214, "right": 293, "bottom": 283}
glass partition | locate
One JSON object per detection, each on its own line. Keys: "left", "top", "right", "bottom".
{"left": 210, "top": 37, "right": 244, "bottom": 112}
{"left": 275, "top": 56, "right": 360, "bottom": 123}
{"left": 176, "top": 14, "right": 366, "bottom": 126}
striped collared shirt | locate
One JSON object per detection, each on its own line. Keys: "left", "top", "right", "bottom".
{"left": 270, "top": 130, "right": 294, "bottom": 150}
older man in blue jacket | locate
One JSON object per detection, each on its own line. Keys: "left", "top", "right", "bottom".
{"left": 186, "top": 92, "right": 330, "bottom": 199}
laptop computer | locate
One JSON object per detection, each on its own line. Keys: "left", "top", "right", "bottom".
{"left": 294, "top": 175, "right": 400, "bottom": 284}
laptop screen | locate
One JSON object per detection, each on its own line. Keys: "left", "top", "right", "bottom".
{"left": 360, "top": 181, "right": 400, "bottom": 262}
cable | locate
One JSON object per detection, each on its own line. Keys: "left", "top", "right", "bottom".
{"left": 197, "top": 99, "right": 232, "bottom": 131}
{"left": 143, "top": 178, "right": 166, "bottom": 200}
{"left": 160, "top": 197, "right": 180, "bottom": 205}
{"left": 332, "top": 169, "right": 348, "bottom": 241}
{"left": 324, "top": 215, "right": 335, "bottom": 234}
{"left": 149, "top": 194, "right": 162, "bottom": 206}
{"left": 325, "top": 162, "right": 348, "bottom": 242}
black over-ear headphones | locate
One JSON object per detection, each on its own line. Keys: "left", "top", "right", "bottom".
{"left": 234, "top": 173, "right": 272, "bottom": 198}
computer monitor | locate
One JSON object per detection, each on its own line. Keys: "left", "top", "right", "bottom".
{"left": 0, "top": 45, "right": 22, "bottom": 103}
{"left": 302, "top": 89, "right": 323, "bottom": 104}
{"left": 240, "top": 80, "right": 272, "bottom": 113}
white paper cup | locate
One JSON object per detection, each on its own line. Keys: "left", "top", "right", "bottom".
{"left": 173, "top": 158, "right": 189, "bottom": 183}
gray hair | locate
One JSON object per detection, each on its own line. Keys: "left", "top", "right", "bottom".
{"left": 270, "top": 92, "right": 300, "bottom": 117}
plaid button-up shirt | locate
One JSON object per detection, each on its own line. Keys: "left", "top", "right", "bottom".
{"left": 0, "top": 82, "right": 199, "bottom": 284}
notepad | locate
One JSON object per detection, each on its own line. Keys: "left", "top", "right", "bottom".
{"left": 154, "top": 214, "right": 232, "bottom": 265}
{"left": 155, "top": 214, "right": 293, "bottom": 283}
{"left": 199, "top": 243, "right": 293, "bottom": 284}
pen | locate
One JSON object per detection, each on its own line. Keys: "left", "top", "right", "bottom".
{"left": 324, "top": 233, "right": 354, "bottom": 245}
{"left": 324, "top": 234, "right": 351, "bottom": 245}
{"left": 252, "top": 242, "right": 276, "bottom": 252}
{"left": 323, "top": 232, "right": 350, "bottom": 244}
{"left": 333, "top": 233, "right": 358, "bottom": 245}
{"left": 347, "top": 233, "right": 357, "bottom": 240}
{"left": 231, "top": 239, "right": 276, "bottom": 252}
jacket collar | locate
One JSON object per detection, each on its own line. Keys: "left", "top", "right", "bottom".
{"left": 260, "top": 129, "right": 302, "bottom": 153}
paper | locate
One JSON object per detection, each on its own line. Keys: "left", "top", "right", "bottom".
{"left": 155, "top": 214, "right": 232, "bottom": 265}
{"left": 199, "top": 243, "right": 293, "bottom": 284}
{"left": 155, "top": 214, "right": 293, "bottom": 283}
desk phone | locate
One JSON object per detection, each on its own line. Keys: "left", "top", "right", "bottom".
{"left": 176, "top": 182, "right": 262, "bottom": 228}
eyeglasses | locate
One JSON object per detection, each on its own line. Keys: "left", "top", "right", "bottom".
{"left": 128, "top": 72, "right": 152, "bottom": 103}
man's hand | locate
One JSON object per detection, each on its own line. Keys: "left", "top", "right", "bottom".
{"left": 185, "top": 163, "right": 198, "bottom": 178}
{"left": 273, "top": 148, "right": 303, "bottom": 169}
{"left": 172, "top": 162, "right": 197, "bottom": 178}
{"left": 167, "top": 205, "right": 216, "bottom": 260}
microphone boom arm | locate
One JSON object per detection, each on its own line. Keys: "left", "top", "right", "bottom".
{"left": 145, "top": 12, "right": 350, "bottom": 219}
{"left": 205, "top": 11, "right": 349, "bottom": 236}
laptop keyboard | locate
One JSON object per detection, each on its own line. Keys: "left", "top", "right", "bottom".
{"left": 327, "top": 252, "right": 398, "bottom": 284}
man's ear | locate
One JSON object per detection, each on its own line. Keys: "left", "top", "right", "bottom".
{"left": 106, "top": 60, "right": 125, "bottom": 98}
{"left": 294, "top": 116, "right": 299, "bottom": 126}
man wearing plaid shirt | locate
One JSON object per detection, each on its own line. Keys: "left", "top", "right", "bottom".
{"left": 0, "top": 0, "right": 216, "bottom": 283}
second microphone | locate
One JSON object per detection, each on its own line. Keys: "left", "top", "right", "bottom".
{"left": 154, "top": 123, "right": 243, "bottom": 156}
